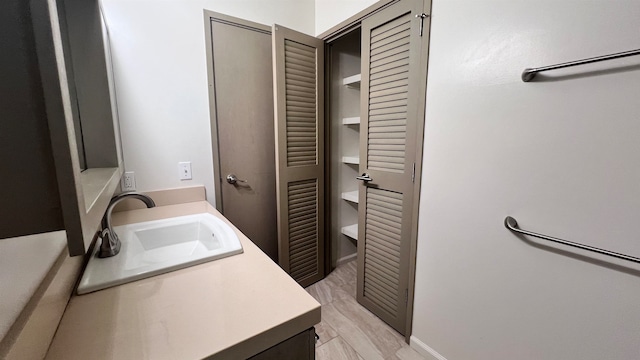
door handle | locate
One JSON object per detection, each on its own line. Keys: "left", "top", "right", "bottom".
{"left": 356, "top": 173, "right": 372, "bottom": 182}
{"left": 226, "top": 174, "right": 247, "bottom": 185}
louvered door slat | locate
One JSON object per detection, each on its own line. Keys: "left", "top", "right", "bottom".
{"left": 371, "top": 43, "right": 411, "bottom": 64}
{"left": 365, "top": 250, "right": 401, "bottom": 278}
{"left": 371, "top": 52, "right": 410, "bottom": 69}
{"left": 370, "top": 78, "right": 409, "bottom": 92}
{"left": 366, "top": 241, "right": 401, "bottom": 265}
{"left": 365, "top": 268, "right": 399, "bottom": 300}
{"left": 367, "top": 236, "right": 401, "bottom": 258}
{"left": 368, "top": 206, "right": 405, "bottom": 227}
{"left": 290, "top": 219, "right": 316, "bottom": 233}
{"left": 370, "top": 38, "right": 411, "bottom": 57}
{"left": 286, "top": 79, "right": 315, "bottom": 90}
{"left": 370, "top": 114, "right": 407, "bottom": 123}
{"left": 371, "top": 86, "right": 409, "bottom": 100}
{"left": 371, "top": 16, "right": 411, "bottom": 37}
{"left": 285, "top": 46, "right": 315, "bottom": 59}
{"left": 371, "top": 20, "right": 411, "bottom": 43}
{"left": 291, "top": 233, "right": 316, "bottom": 247}
{"left": 370, "top": 100, "right": 406, "bottom": 111}
{"left": 366, "top": 272, "right": 399, "bottom": 304}
{"left": 285, "top": 52, "right": 315, "bottom": 68}
{"left": 364, "top": 282, "right": 398, "bottom": 315}
{"left": 367, "top": 221, "right": 402, "bottom": 240}
{"left": 371, "top": 31, "right": 411, "bottom": 51}
{"left": 284, "top": 37, "right": 317, "bottom": 169}
{"left": 291, "top": 246, "right": 317, "bottom": 264}
{"left": 287, "top": 179, "right": 319, "bottom": 281}
{"left": 286, "top": 106, "right": 315, "bottom": 113}
{"left": 368, "top": 266, "right": 399, "bottom": 298}
{"left": 273, "top": 24, "right": 324, "bottom": 287}
{"left": 370, "top": 64, "right": 409, "bottom": 80}
{"left": 362, "top": 187, "right": 403, "bottom": 319}
{"left": 367, "top": 211, "right": 403, "bottom": 230}
{"left": 370, "top": 91, "right": 408, "bottom": 104}
{"left": 285, "top": 49, "right": 314, "bottom": 61}
{"left": 288, "top": 121, "right": 315, "bottom": 127}
{"left": 286, "top": 73, "right": 316, "bottom": 84}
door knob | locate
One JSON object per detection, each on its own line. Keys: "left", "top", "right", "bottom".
{"left": 226, "top": 174, "right": 247, "bottom": 184}
{"left": 356, "top": 173, "right": 372, "bottom": 182}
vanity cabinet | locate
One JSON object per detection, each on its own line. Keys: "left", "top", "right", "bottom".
{"left": 0, "top": 0, "right": 122, "bottom": 255}
{"left": 248, "top": 327, "right": 316, "bottom": 360}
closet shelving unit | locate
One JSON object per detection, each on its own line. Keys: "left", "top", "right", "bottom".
{"left": 342, "top": 74, "right": 361, "bottom": 88}
{"left": 340, "top": 223, "right": 358, "bottom": 240}
{"left": 341, "top": 155, "right": 359, "bottom": 165}
{"left": 340, "top": 190, "right": 358, "bottom": 204}
{"left": 341, "top": 117, "right": 360, "bottom": 125}
{"left": 329, "top": 30, "right": 361, "bottom": 265}
{"left": 339, "top": 74, "right": 360, "bottom": 242}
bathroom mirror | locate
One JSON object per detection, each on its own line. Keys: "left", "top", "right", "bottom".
{"left": 48, "top": 0, "right": 124, "bottom": 256}
{"left": 0, "top": 0, "right": 122, "bottom": 252}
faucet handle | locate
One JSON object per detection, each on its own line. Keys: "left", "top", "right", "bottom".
{"left": 97, "top": 228, "right": 121, "bottom": 258}
{"left": 98, "top": 227, "right": 109, "bottom": 239}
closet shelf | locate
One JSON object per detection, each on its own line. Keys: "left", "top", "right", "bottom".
{"left": 342, "top": 74, "right": 361, "bottom": 88}
{"left": 341, "top": 191, "right": 358, "bottom": 204}
{"left": 342, "top": 117, "right": 360, "bottom": 125}
{"left": 341, "top": 224, "right": 358, "bottom": 240}
{"left": 341, "top": 156, "right": 359, "bottom": 165}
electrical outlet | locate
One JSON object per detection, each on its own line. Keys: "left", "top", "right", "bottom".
{"left": 122, "top": 171, "right": 136, "bottom": 191}
{"left": 179, "top": 162, "right": 192, "bottom": 180}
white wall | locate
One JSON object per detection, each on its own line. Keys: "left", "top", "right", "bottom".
{"left": 100, "top": 0, "right": 315, "bottom": 204}
{"left": 412, "top": 1, "right": 640, "bottom": 359}
{"left": 315, "top": 0, "right": 378, "bottom": 35}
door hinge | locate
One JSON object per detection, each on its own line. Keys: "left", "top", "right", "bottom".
{"left": 415, "top": 13, "right": 429, "bottom": 36}
{"left": 405, "top": 289, "right": 409, "bottom": 304}
{"left": 411, "top": 162, "right": 416, "bottom": 183}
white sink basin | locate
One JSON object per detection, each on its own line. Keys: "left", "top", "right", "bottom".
{"left": 77, "top": 213, "right": 243, "bottom": 294}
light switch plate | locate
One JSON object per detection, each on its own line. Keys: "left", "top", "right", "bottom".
{"left": 179, "top": 162, "right": 192, "bottom": 180}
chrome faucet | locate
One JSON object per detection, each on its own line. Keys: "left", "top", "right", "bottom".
{"left": 97, "top": 192, "right": 156, "bottom": 258}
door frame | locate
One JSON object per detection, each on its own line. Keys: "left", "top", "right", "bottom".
{"left": 318, "top": 0, "right": 401, "bottom": 42}
{"left": 321, "top": 0, "right": 431, "bottom": 340}
{"left": 203, "top": 10, "right": 271, "bottom": 211}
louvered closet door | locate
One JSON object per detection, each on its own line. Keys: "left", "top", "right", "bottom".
{"left": 272, "top": 24, "right": 325, "bottom": 287}
{"left": 357, "top": 0, "right": 429, "bottom": 335}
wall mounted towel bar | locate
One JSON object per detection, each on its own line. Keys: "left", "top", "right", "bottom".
{"left": 504, "top": 216, "right": 640, "bottom": 264}
{"left": 521, "top": 48, "right": 640, "bottom": 82}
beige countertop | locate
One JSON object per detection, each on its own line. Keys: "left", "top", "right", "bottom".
{"left": 46, "top": 201, "right": 320, "bottom": 359}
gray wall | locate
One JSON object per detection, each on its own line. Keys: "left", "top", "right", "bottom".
{"left": 412, "top": 1, "right": 640, "bottom": 359}
{"left": 0, "top": 0, "right": 64, "bottom": 238}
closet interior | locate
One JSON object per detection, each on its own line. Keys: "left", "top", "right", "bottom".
{"left": 327, "top": 29, "right": 362, "bottom": 267}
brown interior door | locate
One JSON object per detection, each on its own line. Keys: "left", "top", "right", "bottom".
{"left": 208, "top": 15, "right": 278, "bottom": 261}
{"left": 272, "top": 24, "right": 325, "bottom": 287}
{"left": 357, "top": 0, "right": 430, "bottom": 335}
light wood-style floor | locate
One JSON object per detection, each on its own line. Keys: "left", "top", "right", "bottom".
{"left": 305, "top": 260, "right": 426, "bottom": 360}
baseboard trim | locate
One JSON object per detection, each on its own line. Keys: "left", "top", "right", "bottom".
{"left": 410, "top": 336, "right": 448, "bottom": 360}
{"left": 336, "top": 252, "right": 357, "bottom": 266}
